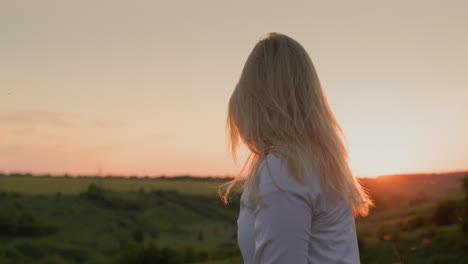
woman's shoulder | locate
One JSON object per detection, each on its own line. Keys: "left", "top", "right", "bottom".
{"left": 257, "top": 153, "right": 322, "bottom": 197}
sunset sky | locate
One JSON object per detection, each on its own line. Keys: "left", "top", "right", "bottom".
{"left": 1, "top": 0, "right": 467, "bottom": 178}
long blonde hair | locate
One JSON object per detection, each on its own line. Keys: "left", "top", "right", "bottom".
{"left": 218, "top": 32, "right": 373, "bottom": 217}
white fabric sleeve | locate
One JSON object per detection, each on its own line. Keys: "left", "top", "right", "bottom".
{"left": 252, "top": 190, "right": 312, "bottom": 264}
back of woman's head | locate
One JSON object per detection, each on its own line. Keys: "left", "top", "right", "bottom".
{"left": 220, "top": 32, "right": 373, "bottom": 217}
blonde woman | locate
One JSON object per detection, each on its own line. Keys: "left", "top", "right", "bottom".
{"left": 219, "top": 32, "right": 374, "bottom": 264}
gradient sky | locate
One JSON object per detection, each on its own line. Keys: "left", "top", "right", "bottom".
{"left": 1, "top": 0, "right": 467, "bottom": 177}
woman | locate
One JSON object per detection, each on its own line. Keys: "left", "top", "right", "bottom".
{"left": 219, "top": 32, "right": 374, "bottom": 264}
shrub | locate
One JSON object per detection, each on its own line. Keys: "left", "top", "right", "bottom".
{"left": 0, "top": 246, "right": 22, "bottom": 263}
{"left": 80, "top": 183, "right": 145, "bottom": 210}
{"left": 14, "top": 241, "right": 88, "bottom": 263}
{"left": 357, "top": 235, "right": 366, "bottom": 255}
{"left": 197, "top": 231, "right": 204, "bottom": 242}
{"left": 38, "top": 255, "right": 70, "bottom": 264}
{"left": 111, "top": 240, "right": 222, "bottom": 264}
{"left": 81, "top": 182, "right": 105, "bottom": 201}
{"left": 113, "top": 241, "right": 182, "bottom": 264}
{"left": 182, "top": 245, "right": 196, "bottom": 263}
{"left": 403, "top": 214, "right": 429, "bottom": 231}
{"left": 132, "top": 230, "right": 144, "bottom": 243}
{"left": 0, "top": 211, "right": 58, "bottom": 237}
{"left": 433, "top": 199, "right": 461, "bottom": 226}
{"left": 378, "top": 224, "right": 401, "bottom": 242}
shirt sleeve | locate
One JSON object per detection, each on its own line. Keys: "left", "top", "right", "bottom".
{"left": 252, "top": 190, "right": 313, "bottom": 264}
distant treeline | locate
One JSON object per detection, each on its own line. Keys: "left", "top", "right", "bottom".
{"left": 2, "top": 170, "right": 467, "bottom": 182}
{"left": 0, "top": 172, "right": 234, "bottom": 181}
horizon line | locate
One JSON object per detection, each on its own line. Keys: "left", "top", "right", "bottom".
{"left": 1, "top": 169, "right": 467, "bottom": 180}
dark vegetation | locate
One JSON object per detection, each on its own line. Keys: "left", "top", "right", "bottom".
{"left": 0, "top": 180, "right": 240, "bottom": 264}
{"left": 0, "top": 171, "right": 467, "bottom": 263}
{"left": 356, "top": 172, "right": 468, "bottom": 264}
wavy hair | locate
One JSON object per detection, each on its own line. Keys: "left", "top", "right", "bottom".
{"left": 218, "top": 32, "right": 373, "bottom": 217}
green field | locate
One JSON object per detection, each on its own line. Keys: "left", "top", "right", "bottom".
{"left": 0, "top": 175, "right": 225, "bottom": 196}
{"left": 0, "top": 172, "right": 467, "bottom": 264}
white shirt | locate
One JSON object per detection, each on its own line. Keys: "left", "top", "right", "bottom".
{"left": 237, "top": 153, "right": 360, "bottom": 264}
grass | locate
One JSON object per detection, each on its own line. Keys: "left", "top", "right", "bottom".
{"left": 0, "top": 175, "right": 225, "bottom": 196}
{"left": 0, "top": 172, "right": 467, "bottom": 263}
{"left": 0, "top": 186, "right": 240, "bottom": 263}
{"left": 359, "top": 225, "right": 467, "bottom": 264}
